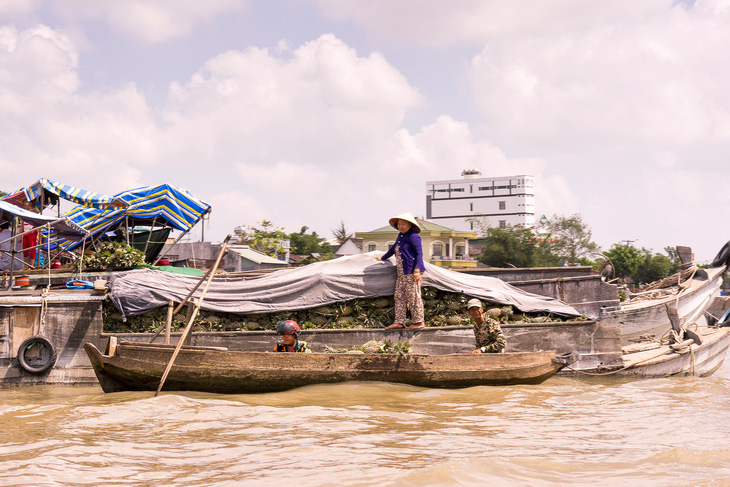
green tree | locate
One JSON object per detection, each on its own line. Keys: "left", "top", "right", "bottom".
{"left": 331, "top": 221, "right": 351, "bottom": 245}
{"left": 473, "top": 214, "right": 598, "bottom": 268}
{"left": 637, "top": 253, "right": 674, "bottom": 283}
{"left": 604, "top": 244, "right": 644, "bottom": 280}
{"left": 533, "top": 236, "right": 562, "bottom": 267}
{"left": 543, "top": 214, "right": 599, "bottom": 263}
{"left": 478, "top": 226, "right": 539, "bottom": 268}
{"left": 289, "top": 226, "right": 333, "bottom": 255}
{"left": 238, "top": 220, "right": 288, "bottom": 257}
{"left": 605, "top": 244, "right": 678, "bottom": 284}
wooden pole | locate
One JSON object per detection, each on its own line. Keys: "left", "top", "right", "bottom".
{"left": 147, "top": 264, "right": 217, "bottom": 344}
{"left": 142, "top": 217, "right": 157, "bottom": 263}
{"left": 165, "top": 300, "right": 173, "bottom": 345}
{"left": 9, "top": 217, "right": 17, "bottom": 288}
{"left": 183, "top": 298, "right": 195, "bottom": 346}
{"left": 155, "top": 235, "right": 231, "bottom": 396}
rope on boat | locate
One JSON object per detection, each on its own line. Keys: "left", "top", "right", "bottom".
{"left": 564, "top": 348, "right": 672, "bottom": 376}
{"left": 567, "top": 319, "right": 701, "bottom": 376}
{"left": 39, "top": 287, "right": 49, "bottom": 335}
{"left": 625, "top": 265, "right": 699, "bottom": 304}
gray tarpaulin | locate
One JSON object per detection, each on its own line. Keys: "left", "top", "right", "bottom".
{"left": 107, "top": 253, "right": 581, "bottom": 318}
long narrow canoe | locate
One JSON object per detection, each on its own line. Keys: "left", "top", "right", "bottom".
{"left": 84, "top": 341, "right": 578, "bottom": 394}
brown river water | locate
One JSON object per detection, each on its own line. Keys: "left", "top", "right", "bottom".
{"left": 3, "top": 361, "right": 730, "bottom": 487}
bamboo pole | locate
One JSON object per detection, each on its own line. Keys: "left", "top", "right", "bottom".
{"left": 155, "top": 235, "right": 231, "bottom": 396}
{"left": 183, "top": 298, "right": 196, "bottom": 346}
{"left": 8, "top": 217, "right": 17, "bottom": 289}
{"left": 142, "top": 217, "right": 157, "bottom": 262}
{"left": 165, "top": 300, "right": 173, "bottom": 345}
{"left": 147, "top": 263, "right": 218, "bottom": 344}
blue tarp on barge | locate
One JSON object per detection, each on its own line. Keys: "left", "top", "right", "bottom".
{"left": 56, "top": 183, "right": 211, "bottom": 250}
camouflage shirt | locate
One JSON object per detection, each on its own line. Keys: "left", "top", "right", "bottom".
{"left": 473, "top": 317, "right": 506, "bottom": 353}
{"left": 274, "top": 340, "right": 311, "bottom": 353}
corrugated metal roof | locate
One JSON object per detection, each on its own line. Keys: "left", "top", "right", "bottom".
{"left": 229, "top": 247, "right": 287, "bottom": 265}
{"left": 365, "top": 218, "right": 469, "bottom": 234}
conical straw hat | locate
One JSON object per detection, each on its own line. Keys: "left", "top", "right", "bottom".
{"left": 389, "top": 212, "right": 421, "bottom": 233}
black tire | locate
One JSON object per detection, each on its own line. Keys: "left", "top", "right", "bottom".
{"left": 18, "top": 336, "right": 57, "bottom": 374}
{"left": 711, "top": 240, "right": 730, "bottom": 268}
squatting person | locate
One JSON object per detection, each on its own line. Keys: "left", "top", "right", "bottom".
{"left": 273, "top": 320, "right": 311, "bottom": 353}
{"left": 467, "top": 298, "right": 506, "bottom": 354}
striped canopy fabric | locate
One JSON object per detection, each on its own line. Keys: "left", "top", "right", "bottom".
{"left": 0, "top": 200, "right": 88, "bottom": 240}
{"left": 23, "top": 179, "right": 128, "bottom": 211}
{"left": 58, "top": 183, "right": 212, "bottom": 250}
{"left": 1, "top": 190, "right": 29, "bottom": 207}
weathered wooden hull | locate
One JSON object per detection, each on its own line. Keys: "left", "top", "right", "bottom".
{"left": 606, "top": 326, "right": 730, "bottom": 378}
{"left": 474, "top": 265, "right": 726, "bottom": 344}
{"left": 598, "top": 266, "right": 726, "bottom": 344}
{"left": 108, "top": 320, "right": 624, "bottom": 373}
{"left": 84, "top": 342, "right": 577, "bottom": 394}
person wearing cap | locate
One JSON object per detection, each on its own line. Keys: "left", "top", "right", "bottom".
{"left": 467, "top": 299, "right": 506, "bottom": 354}
{"left": 375, "top": 212, "right": 426, "bottom": 330}
{"left": 273, "top": 320, "right": 311, "bottom": 353}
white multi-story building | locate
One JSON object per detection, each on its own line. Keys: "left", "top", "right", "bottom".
{"left": 425, "top": 170, "right": 535, "bottom": 232}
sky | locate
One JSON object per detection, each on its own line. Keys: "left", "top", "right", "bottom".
{"left": 1, "top": 0, "right": 729, "bottom": 262}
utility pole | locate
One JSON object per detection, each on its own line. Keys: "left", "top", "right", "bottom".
{"left": 620, "top": 239, "right": 637, "bottom": 246}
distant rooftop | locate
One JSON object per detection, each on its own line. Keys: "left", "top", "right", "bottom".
{"left": 364, "top": 218, "right": 472, "bottom": 235}
{"left": 228, "top": 245, "right": 286, "bottom": 265}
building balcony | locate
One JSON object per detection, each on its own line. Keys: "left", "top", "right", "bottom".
{"left": 428, "top": 255, "right": 477, "bottom": 269}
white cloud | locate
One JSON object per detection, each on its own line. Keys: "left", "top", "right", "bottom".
{"left": 161, "top": 34, "right": 423, "bottom": 170}
{"left": 0, "top": 0, "right": 38, "bottom": 20}
{"left": 443, "top": 0, "right": 730, "bottom": 260}
{"left": 0, "top": 24, "right": 572, "bottom": 245}
{"left": 0, "top": 26, "right": 157, "bottom": 195}
{"left": 312, "top": 0, "right": 672, "bottom": 47}
{"left": 467, "top": 1, "right": 730, "bottom": 155}
{"left": 153, "top": 34, "right": 575, "bottom": 240}
{"left": 49, "top": 0, "right": 247, "bottom": 44}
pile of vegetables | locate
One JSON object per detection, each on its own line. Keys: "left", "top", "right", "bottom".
{"left": 324, "top": 340, "right": 411, "bottom": 355}
{"left": 76, "top": 241, "right": 145, "bottom": 271}
{"left": 103, "top": 286, "right": 585, "bottom": 334}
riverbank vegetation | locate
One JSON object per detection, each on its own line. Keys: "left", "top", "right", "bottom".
{"left": 474, "top": 214, "right": 680, "bottom": 285}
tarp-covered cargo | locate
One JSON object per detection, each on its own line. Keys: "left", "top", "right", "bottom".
{"left": 108, "top": 253, "right": 581, "bottom": 319}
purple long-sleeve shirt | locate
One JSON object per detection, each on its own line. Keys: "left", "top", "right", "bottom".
{"left": 380, "top": 229, "right": 426, "bottom": 275}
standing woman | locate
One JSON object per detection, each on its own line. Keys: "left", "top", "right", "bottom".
{"left": 375, "top": 212, "right": 426, "bottom": 329}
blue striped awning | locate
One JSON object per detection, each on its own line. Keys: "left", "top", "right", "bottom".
{"left": 23, "top": 179, "right": 128, "bottom": 211}
{"left": 57, "top": 184, "right": 211, "bottom": 250}
{"left": 0, "top": 200, "right": 88, "bottom": 240}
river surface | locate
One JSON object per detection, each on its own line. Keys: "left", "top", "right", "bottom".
{"left": 2, "top": 361, "right": 730, "bottom": 487}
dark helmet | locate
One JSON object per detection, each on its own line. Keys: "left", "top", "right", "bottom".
{"left": 276, "top": 320, "right": 301, "bottom": 336}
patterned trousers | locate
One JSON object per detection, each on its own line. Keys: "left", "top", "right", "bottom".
{"left": 394, "top": 247, "right": 424, "bottom": 323}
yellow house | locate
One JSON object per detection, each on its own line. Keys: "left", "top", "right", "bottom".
{"left": 355, "top": 218, "right": 478, "bottom": 269}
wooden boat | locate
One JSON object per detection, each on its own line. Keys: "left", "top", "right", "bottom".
{"left": 597, "top": 266, "right": 726, "bottom": 344}
{"left": 467, "top": 265, "right": 726, "bottom": 345}
{"left": 582, "top": 324, "right": 730, "bottom": 378}
{"left": 83, "top": 341, "right": 579, "bottom": 394}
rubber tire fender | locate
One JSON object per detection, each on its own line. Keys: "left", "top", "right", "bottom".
{"left": 17, "top": 336, "right": 57, "bottom": 374}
